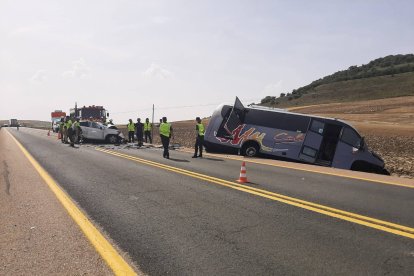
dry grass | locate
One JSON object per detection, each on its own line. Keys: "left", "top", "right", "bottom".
{"left": 267, "top": 72, "right": 414, "bottom": 108}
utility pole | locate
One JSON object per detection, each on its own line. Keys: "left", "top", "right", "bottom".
{"left": 151, "top": 104, "right": 155, "bottom": 141}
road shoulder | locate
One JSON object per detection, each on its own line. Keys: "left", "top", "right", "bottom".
{"left": 0, "top": 128, "right": 113, "bottom": 275}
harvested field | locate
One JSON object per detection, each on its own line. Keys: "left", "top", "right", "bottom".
{"left": 119, "top": 119, "right": 210, "bottom": 148}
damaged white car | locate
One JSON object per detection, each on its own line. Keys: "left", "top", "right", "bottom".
{"left": 79, "top": 121, "right": 124, "bottom": 144}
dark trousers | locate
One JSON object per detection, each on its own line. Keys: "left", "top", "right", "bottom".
{"left": 68, "top": 128, "right": 75, "bottom": 146}
{"left": 144, "top": 131, "right": 152, "bottom": 144}
{"left": 128, "top": 131, "right": 135, "bottom": 143}
{"left": 160, "top": 135, "right": 170, "bottom": 158}
{"left": 194, "top": 135, "right": 204, "bottom": 156}
{"left": 136, "top": 131, "right": 143, "bottom": 146}
{"left": 74, "top": 127, "right": 81, "bottom": 144}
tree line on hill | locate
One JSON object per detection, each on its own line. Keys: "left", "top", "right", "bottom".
{"left": 261, "top": 54, "right": 414, "bottom": 105}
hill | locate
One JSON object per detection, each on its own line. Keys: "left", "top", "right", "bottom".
{"left": 261, "top": 54, "right": 414, "bottom": 107}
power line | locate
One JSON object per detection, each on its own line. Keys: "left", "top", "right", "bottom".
{"left": 110, "top": 97, "right": 261, "bottom": 115}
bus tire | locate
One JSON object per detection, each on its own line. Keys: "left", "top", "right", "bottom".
{"left": 242, "top": 141, "right": 260, "bottom": 157}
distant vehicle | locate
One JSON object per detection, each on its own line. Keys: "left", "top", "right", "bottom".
{"left": 204, "top": 97, "right": 386, "bottom": 174}
{"left": 51, "top": 110, "right": 66, "bottom": 132}
{"left": 79, "top": 121, "right": 124, "bottom": 144}
{"left": 71, "top": 104, "right": 109, "bottom": 123}
{"left": 9, "top": 119, "right": 18, "bottom": 127}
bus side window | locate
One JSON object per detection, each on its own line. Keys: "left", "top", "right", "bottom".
{"left": 341, "top": 127, "right": 361, "bottom": 148}
{"left": 310, "top": 120, "right": 325, "bottom": 134}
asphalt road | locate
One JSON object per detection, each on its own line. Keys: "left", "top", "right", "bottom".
{"left": 7, "top": 127, "right": 414, "bottom": 275}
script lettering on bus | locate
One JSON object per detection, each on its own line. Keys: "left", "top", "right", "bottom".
{"left": 216, "top": 124, "right": 272, "bottom": 152}
{"left": 274, "top": 132, "right": 305, "bottom": 144}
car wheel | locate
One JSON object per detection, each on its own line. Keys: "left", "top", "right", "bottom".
{"left": 242, "top": 143, "right": 259, "bottom": 157}
{"left": 106, "top": 135, "right": 118, "bottom": 144}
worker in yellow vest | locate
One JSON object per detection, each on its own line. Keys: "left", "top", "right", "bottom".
{"left": 159, "top": 117, "right": 173, "bottom": 159}
{"left": 192, "top": 117, "right": 205, "bottom": 158}
{"left": 66, "top": 116, "right": 75, "bottom": 147}
{"left": 144, "top": 118, "right": 152, "bottom": 144}
{"left": 127, "top": 119, "right": 135, "bottom": 143}
{"left": 73, "top": 118, "right": 82, "bottom": 145}
{"left": 64, "top": 116, "right": 73, "bottom": 144}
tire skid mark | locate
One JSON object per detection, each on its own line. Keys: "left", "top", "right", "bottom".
{"left": 2, "top": 160, "right": 11, "bottom": 195}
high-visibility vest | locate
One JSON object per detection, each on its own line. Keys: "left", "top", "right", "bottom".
{"left": 74, "top": 121, "right": 80, "bottom": 128}
{"left": 66, "top": 120, "right": 72, "bottom": 129}
{"left": 197, "top": 123, "right": 205, "bottom": 136}
{"left": 159, "top": 123, "right": 171, "bottom": 137}
{"left": 127, "top": 122, "right": 135, "bottom": 131}
{"left": 144, "top": 122, "right": 152, "bottom": 131}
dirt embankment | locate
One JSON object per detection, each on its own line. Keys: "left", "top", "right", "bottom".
{"left": 119, "top": 119, "right": 209, "bottom": 148}
{"left": 350, "top": 124, "right": 414, "bottom": 179}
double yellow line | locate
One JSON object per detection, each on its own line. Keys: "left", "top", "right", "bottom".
{"left": 177, "top": 149, "right": 414, "bottom": 189}
{"left": 96, "top": 147, "right": 414, "bottom": 240}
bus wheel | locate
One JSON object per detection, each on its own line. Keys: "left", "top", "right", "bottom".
{"left": 242, "top": 142, "right": 259, "bottom": 157}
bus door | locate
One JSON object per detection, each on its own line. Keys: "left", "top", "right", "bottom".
{"left": 216, "top": 97, "right": 246, "bottom": 140}
{"left": 299, "top": 119, "right": 325, "bottom": 164}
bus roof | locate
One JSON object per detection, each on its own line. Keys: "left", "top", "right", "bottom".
{"left": 249, "top": 104, "right": 347, "bottom": 124}
{"left": 219, "top": 103, "right": 358, "bottom": 133}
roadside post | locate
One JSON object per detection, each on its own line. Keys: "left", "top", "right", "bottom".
{"left": 151, "top": 104, "right": 155, "bottom": 143}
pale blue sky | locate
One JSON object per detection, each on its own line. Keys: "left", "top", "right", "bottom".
{"left": 1, "top": 0, "right": 413, "bottom": 122}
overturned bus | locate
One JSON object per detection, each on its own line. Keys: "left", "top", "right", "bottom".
{"left": 204, "top": 97, "right": 386, "bottom": 174}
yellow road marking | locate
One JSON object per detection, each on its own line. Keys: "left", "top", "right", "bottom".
{"left": 95, "top": 148, "right": 414, "bottom": 240}
{"left": 178, "top": 149, "right": 414, "bottom": 189}
{"left": 6, "top": 130, "right": 137, "bottom": 276}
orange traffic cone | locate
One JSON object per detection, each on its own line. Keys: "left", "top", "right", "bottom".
{"left": 237, "top": 161, "right": 248, "bottom": 183}
{"left": 47, "top": 130, "right": 50, "bottom": 136}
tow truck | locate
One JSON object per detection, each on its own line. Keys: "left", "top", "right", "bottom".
{"left": 70, "top": 103, "right": 109, "bottom": 123}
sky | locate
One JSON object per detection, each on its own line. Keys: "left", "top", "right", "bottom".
{"left": 1, "top": 0, "right": 413, "bottom": 123}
